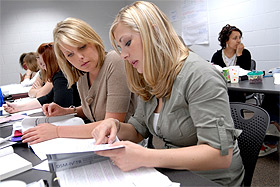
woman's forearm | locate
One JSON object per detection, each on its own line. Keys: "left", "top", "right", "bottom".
{"left": 57, "top": 121, "right": 102, "bottom": 138}
{"left": 117, "top": 123, "right": 143, "bottom": 143}
{"left": 143, "top": 144, "right": 233, "bottom": 171}
{"left": 18, "top": 99, "right": 42, "bottom": 111}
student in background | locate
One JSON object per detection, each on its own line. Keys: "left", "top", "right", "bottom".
{"left": 20, "top": 52, "right": 40, "bottom": 87}
{"left": 19, "top": 53, "right": 36, "bottom": 82}
{"left": 28, "top": 53, "right": 53, "bottom": 98}
{"left": 92, "top": 2, "right": 244, "bottom": 186}
{"left": 4, "top": 43, "right": 80, "bottom": 113}
{"left": 21, "top": 17, "right": 137, "bottom": 145}
{"left": 211, "top": 24, "right": 251, "bottom": 102}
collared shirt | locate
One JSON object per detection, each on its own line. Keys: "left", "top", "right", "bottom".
{"left": 128, "top": 51, "right": 244, "bottom": 186}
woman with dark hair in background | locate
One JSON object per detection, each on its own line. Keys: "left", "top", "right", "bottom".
{"left": 211, "top": 24, "right": 251, "bottom": 102}
{"left": 4, "top": 43, "right": 80, "bottom": 113}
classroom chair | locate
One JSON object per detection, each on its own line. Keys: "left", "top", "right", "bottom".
{"left": 230, "top": 102, "right": 270, "bottom": 186}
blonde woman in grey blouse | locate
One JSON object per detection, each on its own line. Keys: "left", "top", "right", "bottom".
{"left": 92, "top": 1, "right": 244, "bottom": 186}
{"left": 22, "top": 18, "right": 137, "bottom": 145}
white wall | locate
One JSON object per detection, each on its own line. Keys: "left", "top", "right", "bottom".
{"left": 1, "top": 0, "right": 279, "bottom": 85}
{"left": 0, "top": 0, "right": 126, "bottom": 85}
{"left": 150, "top": 0, "right": 280, "bottom": 72}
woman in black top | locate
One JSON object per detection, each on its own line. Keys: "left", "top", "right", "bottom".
{"left": 211, "top": 24, "right": 251, "bottom": 70}
{"left": 211, "top": 24, "right": 251, "bottom": 102}
{"left": 4, "top": 43, "right": 80, "bottom": 113}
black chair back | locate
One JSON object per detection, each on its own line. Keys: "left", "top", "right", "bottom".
{"left": 230, "top": 102, "right": 270, "bottom": 186}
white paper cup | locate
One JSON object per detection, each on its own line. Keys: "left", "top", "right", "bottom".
{"left": 229, "top": 66, "right": 240, "bottom": 83}
{"left": 273, "top": 73, "right": 280, "bottom": 85}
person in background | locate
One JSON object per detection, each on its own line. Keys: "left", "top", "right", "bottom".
{"left": 4, "top": 43, "right": 80, "bottom": 113}
{"left": 20, "top": 52, "right": 40, "bottom": 87}
{"left": 19, "top": 52, "right": 36, "bottom": 83}
{"left": 28, "top": 53, "right": 53, "bottom": 98}
{"left": 92, "top": 2, "right": 244, "bottom": 186}
{"left": 211, "top": 24, "right": 251, "bottom": 102}
{"left": 19, "top": 53, "right": 28, "bottom": 82}
{"left": 21, "top": 17, "right": 137, "bottom": 145}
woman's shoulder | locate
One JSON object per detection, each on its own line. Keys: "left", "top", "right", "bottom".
{"left": 52, "top": 71, "right": 67, "bottom": 81}
{"left": 104, "top": 51, "right": 122, "bottom": 64}
{"left": 212, "top": 49, "right": 222, "bottom": 56}
{"left": 243, "top": 48, "right": 251, "bottom": 55}
{"left": 180, "top": 52, "right": 221, "bottom": 80}
{"left": 103, "top": 51, "right": 124, "bottom": 70}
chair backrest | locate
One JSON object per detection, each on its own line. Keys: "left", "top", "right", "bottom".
{"left": 250, "top": 59, "right": 256, "bottom": 71}
{"left": 230, "top": 102, "right": 270, "bottom": 186}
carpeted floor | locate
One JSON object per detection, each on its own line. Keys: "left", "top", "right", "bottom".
{"left": 251, "top": 141, "right": 279, "bottom": 186}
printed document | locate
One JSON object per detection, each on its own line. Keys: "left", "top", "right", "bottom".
{"left": 56, "top": 159, "right": 178, "bottom": 187}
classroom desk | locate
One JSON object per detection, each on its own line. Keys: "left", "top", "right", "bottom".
{"left": 227, "top": 77, "right": 280, "bottom": 94}
{"left": 1, "top": 125, "right": 220, "bottom": 187}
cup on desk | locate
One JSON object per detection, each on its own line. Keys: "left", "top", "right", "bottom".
{"left": 273, "top": 73, "right": 280, "bottom": 85}
{"left": 229, "top": 66, "right": 240, "bottom": 83}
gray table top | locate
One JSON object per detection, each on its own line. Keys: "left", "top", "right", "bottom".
{"left": 227, "top": 76, "right": 280, "bottom": 94}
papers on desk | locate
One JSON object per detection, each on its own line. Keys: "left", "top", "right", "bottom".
{"left": 0, "top": 146, "right": 32, "bottom": 180}
{"left": 21, "top": 113, "right": 79, "bottom": 132}
{"left": 30, "top": 138, "right": 122, "bottom": 161}
{"left": 56, "top": 159, "right": 178, "bottom": 187}
{"left": 0, "top": 84, "right": 31, "bottom": 95}
{"left": 0, "top": 113, "right": 27, "bottom": 124}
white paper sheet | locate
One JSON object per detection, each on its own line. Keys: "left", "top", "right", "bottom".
{"left": 56, "top": 160, "right": 177, "bottom": 187}
{"left": 30, "top": 138, "right": 123, "bottom": 160}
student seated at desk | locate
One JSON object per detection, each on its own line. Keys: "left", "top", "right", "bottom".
{"left": 21, "top": 18, "right": 136, "bottom": 145}
{"left": 19, "top": 53, "right": 37, "bottom": 83}
{"left": 92, "top": 2, "right": 244, "bottom": 186}
{"left": 28, "top": 55, "right": 53, "bottom": 98}
{"left": 4, "top": 43, "right": 80, "bottom": 113}
{"left": 28, "top": 71, "right": 53, "bottom": 98}
{"left": 20, "top": 52, "right": 40, "bottom": 87}
{"left": 211, "top": 24, "right": 251, "bottom": 102}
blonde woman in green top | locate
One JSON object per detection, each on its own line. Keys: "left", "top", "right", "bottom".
{"left": 92, "top": 1, "right": 244, "bottom": 186}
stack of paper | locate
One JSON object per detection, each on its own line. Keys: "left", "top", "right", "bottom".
{"left": 56, "top": 160, "right": 177, "bottom": 187}
{"left": 0, "top": 146, "right": 32, "bottom": 180}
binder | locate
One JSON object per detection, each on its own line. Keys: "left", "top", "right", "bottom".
{"left": 47, "top": 151, "right": 109, "bottom": 172}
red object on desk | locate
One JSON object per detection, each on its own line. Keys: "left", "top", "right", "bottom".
{"left": 14, "top": 130, "right": 23, "bottom": 137}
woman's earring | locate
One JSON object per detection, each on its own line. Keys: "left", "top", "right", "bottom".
{"left": 226, "top": 43, "right": 229, "bottom": 48}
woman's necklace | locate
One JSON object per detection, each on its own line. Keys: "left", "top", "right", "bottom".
{"left": 222, "top": 49, "right": 237, "bottom": 67}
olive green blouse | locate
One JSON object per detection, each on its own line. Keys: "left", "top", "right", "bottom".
{"left": 128, "top": 51, "right": 244, "bottom": 186}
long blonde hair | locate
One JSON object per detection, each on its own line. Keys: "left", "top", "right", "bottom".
{"left": 110, "top": 1, "right": 189, "bottom": 101}
{"left": 53, "top": 17, "right": 105, "bottom": 88}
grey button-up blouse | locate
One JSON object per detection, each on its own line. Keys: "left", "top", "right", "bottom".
{"left": 128, "top": 51, "right": 244, "bottom": 186}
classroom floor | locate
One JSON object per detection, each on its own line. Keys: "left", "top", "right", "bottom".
{"left": 251, "top": 141, "right": 279, "bottom": 187}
